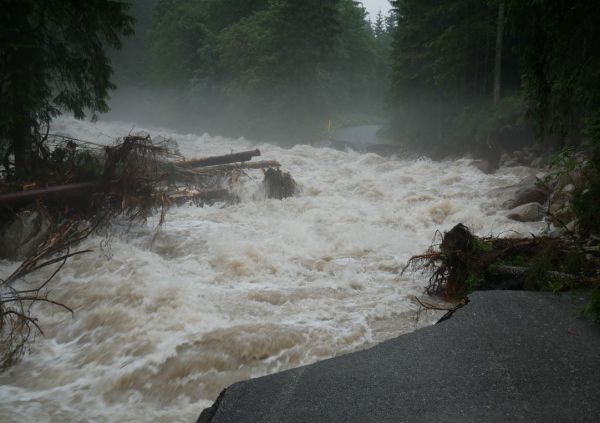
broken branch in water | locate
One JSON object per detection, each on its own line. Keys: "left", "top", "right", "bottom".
{"left": 1, "top": 220, "right": 91, "bottom": 371}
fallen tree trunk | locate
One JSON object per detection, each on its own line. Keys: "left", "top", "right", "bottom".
{"left": 0, "top": 181, "right": 102, "bottom": 206}
{"left": 0, "top": 159, "right": 282, "bottom": 207}
{"left": 181, "top": 160, "right": 281, "bottom": 176}
{"left": 179, "top": 149, "right": 261, "bottom": 168}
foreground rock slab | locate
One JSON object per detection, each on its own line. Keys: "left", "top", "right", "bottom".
{"left": 198, "top": 291, "right": 600, "bottom": 423}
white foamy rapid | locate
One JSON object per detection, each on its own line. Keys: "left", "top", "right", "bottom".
{"left": 0, "top": 117, "right": 544, "bottom": 422}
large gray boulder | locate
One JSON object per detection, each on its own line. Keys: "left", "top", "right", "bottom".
{"left": 469, "top": 159, "right": 496, "bottom": 174}
{"left": 507, "top": 202, "right": 547, "bottom": 222}
{"left": 508, "top": 185, "right": 550, "bottom": 208}
{"left": 489, "top": 175, "right": 546, "bottom": 208}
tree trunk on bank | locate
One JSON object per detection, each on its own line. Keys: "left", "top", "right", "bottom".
{"left": 12, "top": 94, "right": 34, "bottom": 181}
{"left": 9, "top": 2, "right": 36, "bottom": 181}
{"left": 493, "top": 1, "right": 505, "bottom": 106}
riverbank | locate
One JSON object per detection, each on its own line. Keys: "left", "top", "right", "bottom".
{"left": 198, "top": 290, "right": 600, "bottom": 423}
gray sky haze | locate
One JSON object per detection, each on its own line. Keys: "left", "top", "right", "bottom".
{"left": 361, "top": 0, "right": 392, "bottom": 18}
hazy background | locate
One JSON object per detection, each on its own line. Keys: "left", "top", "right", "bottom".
{"left": 362, "top": 0, "right": 392, "bottom": 17}
{"left": 107, "top": 0, "right": 395, "bottom": 144}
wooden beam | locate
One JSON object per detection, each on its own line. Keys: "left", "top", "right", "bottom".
{"left": 179, "top": 149, "right": 261, "bottom": 168}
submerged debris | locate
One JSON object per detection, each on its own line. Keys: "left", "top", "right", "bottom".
{"left": 263, "top": 168, "right": 296, "bottom": 199}
{"left": 0, "top": 134, "right": 293, "bottom": 214}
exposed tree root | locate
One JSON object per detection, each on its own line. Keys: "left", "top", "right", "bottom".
{"left": 404, "top": 224, "right": 600, "bottom": 306}
{"left": 414, "top": 296, "right": 470, "bottom": 323}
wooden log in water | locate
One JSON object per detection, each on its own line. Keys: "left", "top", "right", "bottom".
{"left": 185, "top": 160, "right": 281, "bottom": 175}
{"left": 179, "top": 149, "right": 261, "bottom": 168}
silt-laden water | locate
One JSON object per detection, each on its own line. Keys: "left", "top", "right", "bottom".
{"left": 0, "top": 117, "right": 543, "bottom": 422}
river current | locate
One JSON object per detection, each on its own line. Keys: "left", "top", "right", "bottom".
{"left": 0, "top": 117, "right": 543, "bottom": 422}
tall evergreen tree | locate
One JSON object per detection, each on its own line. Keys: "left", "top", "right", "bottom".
{"left": 130, "top": 0, "right": 381, "bottom": 139}
{"left": 373, "top": 10, "right": 386, "bottom": 38}
{"left": 506, "top": 0, "right": 600, "bottom": 143}
{"left": 0, "top": 0, "right": 134, "bottom": 179}
{"left": 388, "top": 0, "right": 522, "bottom": 153}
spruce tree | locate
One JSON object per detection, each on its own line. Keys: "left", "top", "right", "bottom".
{"left": 0, "top": 0, "right": 134, "bottom": 179}
{"left": 506, "top": 0, "right": 600, "bottom": 142}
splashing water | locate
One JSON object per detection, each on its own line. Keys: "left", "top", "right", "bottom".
{"left": 0, "top": 117, "right": 543, "bottom": 422}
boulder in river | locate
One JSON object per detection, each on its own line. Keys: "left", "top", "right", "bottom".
{"left": 509, "top": 185, "right": 550, "bottom": 208}
{"left": 469, "top": 159, "right": 496, "bottom": 174}
{"left": 489, "top": 175, "right": 544, "bottom": 208}
{"left": 507, "top": 202, "right": 546, "bottom": 222}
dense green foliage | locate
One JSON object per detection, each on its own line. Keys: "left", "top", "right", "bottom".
{"left": 0, "top": 0, "right": 134, "bottom": 179}
{"left": 388, "top": 0, "right": 521, "bottom": 156}
{"left": 507, "top": 1, "right": 600, "bottom": 143}
{"left": 506, "top": 0, "right": 600, "bottom": 239}
{"left": 388, "top": 0, "right": 600, "bottom": 158}
{"left": 389, "top": 1, "right": 599, "bottom": 320}
{"left": 112, "top": 0, "right": 392, "bottom": 140}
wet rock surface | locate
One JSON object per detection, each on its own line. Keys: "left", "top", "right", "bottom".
{"left": 507, "top": 202, "right": 547, "bottom": 222}
{"left": 469, "top": 159, "right": 496, "bottom": 174}
{"left": 198, "top": 291, "right": 600, "bottom": 423}
{"left": 509, "top": 185, "right": 550, "bottom": 208}
{"left": 0, "top": 211, "right": 50, "bottom": 259}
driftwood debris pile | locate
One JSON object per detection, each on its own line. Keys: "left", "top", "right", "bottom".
{"left": 404, "top": 224, "right": 599, "bottom": 318}
{"left": 0, "top": 133, "right": 292, "bottom": 210}
{"left": 0, "top": 133, "right": 295, "bottom": 370}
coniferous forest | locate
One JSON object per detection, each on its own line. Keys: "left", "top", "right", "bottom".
{"left": 107, "top": 1, "right": 600, "bottom": 157}
{"left": 109, "top": 0, "right": 393, "bottom": 140}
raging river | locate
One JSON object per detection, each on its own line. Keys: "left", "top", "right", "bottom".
{"left": 0, "top": 117, "right": 544, "bottom": 422}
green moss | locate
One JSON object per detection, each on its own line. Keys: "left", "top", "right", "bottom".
{"left": 581, "top": 287, "right": 600, "bottom": 323}
{"left": 464, "top": 274, "right": 486, "bottom": 293}
{"left": 473, "top": 238, "right": 493, "bottom": 253}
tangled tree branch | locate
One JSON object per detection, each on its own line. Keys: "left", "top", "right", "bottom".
{"left": 0, "top": 220, "right": 93, "bottom": 371}
{"left": 1, "top": 132, "right": 297, "bottom": 370}
{"left": 404, "top": 224, "right": 599, "bottom": 301}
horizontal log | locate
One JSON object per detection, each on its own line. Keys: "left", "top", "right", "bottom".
{"left": 184, "top": 160, "right": 281, "bottom": 175}
{"left": 179, "top": 149, "right": 261, "bottom": 168}
{"left": 0, "top": 181, "right": 103, "bottom": 206}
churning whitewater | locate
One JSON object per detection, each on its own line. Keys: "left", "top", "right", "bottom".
{"left": 0, "top": 117, "right": 543, "bottom": 422}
